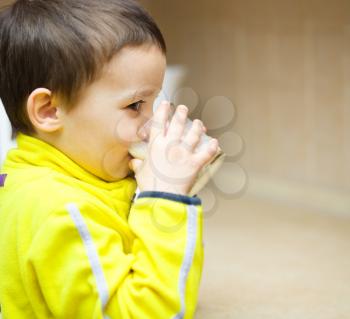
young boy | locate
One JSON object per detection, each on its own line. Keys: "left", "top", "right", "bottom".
{"left": 0, "top": 0, "right": 219, "bottom": 318}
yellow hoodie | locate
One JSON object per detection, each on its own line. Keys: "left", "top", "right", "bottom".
{"left": 0, "top": 133, "right": 204, "bottom": 319}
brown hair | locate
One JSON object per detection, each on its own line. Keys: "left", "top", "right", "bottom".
{"left": 0, "top": 0, "right": 166, "bottom": 138}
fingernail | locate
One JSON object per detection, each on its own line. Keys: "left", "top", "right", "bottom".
{"left": 178, "top": 105, "right": 188, "bottom": 113}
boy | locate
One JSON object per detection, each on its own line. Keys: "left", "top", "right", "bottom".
{"left": 0, "top": 0, "right": 219, "bottom": 318}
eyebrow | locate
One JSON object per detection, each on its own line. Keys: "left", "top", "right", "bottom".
{"left": 120, "top": 88, "right": 159, "bottom": 101}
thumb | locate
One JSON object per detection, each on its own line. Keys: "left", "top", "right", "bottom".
{"left": 129, "top": 158, "right": 143, "bottom": 173}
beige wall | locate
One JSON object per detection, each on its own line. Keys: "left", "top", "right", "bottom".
{"left": 0, "top": 0, "right": 13, "bottom": 10}
{"left": 141, "top": 0, "right": 350, "bottom": 199}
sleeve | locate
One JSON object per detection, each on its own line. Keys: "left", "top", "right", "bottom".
{"left": 26, "top": 191, "right": 204, "bottom": 319}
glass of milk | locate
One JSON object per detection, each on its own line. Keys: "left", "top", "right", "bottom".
{"left": 128, "top": 102, "right": 226, "bottom": 197}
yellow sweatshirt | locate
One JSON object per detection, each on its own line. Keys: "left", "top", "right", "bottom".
{"left": 0, "top": 133, "right": 204, "bottom": 319}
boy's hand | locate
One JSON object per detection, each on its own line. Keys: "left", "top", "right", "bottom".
{"left": 129, "top": 101, "right": 219, "bottom": 196}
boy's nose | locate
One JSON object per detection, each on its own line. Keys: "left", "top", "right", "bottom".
{"left": 137, "top": 118, "right": 152, "bottom": 142}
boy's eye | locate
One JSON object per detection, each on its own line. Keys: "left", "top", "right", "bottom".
{"left": 127, "top": 100, "right": 146, "bottom": 112}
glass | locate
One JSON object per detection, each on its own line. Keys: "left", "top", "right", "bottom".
{"left": 128, "top": 103, "right": 226, "bottom": 196}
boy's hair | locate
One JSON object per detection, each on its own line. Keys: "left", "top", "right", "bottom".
{"left": 0, "top": 0, "right": 166, "bottom": 138}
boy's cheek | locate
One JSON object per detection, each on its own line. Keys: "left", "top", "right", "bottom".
{"left": 113, "top": 119, "right": 141, "bottom": 145}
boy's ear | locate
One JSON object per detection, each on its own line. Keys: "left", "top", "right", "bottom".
{"left": 26, "top": 88, "right": 64, "bottom": 133}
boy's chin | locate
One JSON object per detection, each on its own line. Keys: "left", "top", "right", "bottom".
{"left": 100, "top": 164, "right": 133, "bottom": 182}
{"left": 102, "top": 154, "right": 134, "bottom": 181}
{"left": 113, "top": 166, "right": 133, "bottom": 181}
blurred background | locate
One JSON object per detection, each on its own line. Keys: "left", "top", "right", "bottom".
{"left": 139, "top": 1, "right": 350, "bottom": 318}
{"left": 1, "top": 0, "right": 350, "bottom": 318}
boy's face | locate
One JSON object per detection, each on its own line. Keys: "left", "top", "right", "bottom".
{"left": 57, "top": 44, "right": 166, "bottom": 181}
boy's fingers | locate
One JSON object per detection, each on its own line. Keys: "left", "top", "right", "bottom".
{"left": 192, "top": 138, "right": 219, "bottom": 167}
{"left": 166, "top": 104, "right": 188, "bottom": 141}
{"left": 129, "top": 158, "right": 143, "bottom": 173}
{"left": 149, "top": 101, "right": 171, "bottom": 142}
{"left": 182, "top": 119, "right": 204, "bottom": 151}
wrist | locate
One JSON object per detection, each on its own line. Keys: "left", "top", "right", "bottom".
{"left": 136, "top": 190, "right": 201, "bottom": 205}
{"left": 143, "top": 181, "right": 191, "bottom": 196}
{"left": 144, "top": 187, "right": 188, "bottom": 196}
